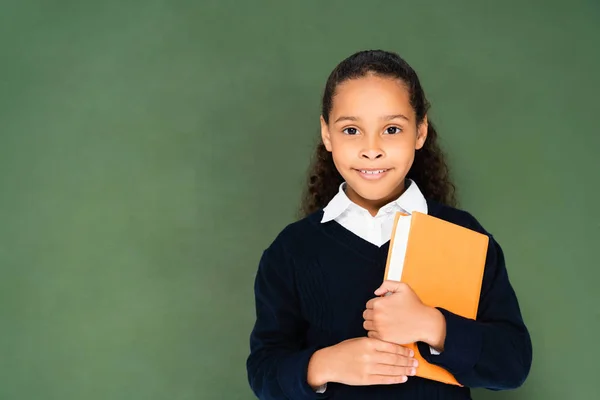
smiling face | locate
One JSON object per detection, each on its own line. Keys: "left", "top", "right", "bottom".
{"left": 320, "top": 74, "right": 428, "bottom": 214}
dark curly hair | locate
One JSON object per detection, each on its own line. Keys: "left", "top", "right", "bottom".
{"left": 300, "top": 50, "right": 457, "bottom": 216}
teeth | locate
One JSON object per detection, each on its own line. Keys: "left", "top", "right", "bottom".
{"left": 360, "top": 170, "right": 386, "bottom": 174}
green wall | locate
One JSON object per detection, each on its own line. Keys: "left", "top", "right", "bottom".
{"left": 1, "top": 1, "right": 598, "bottom": 399}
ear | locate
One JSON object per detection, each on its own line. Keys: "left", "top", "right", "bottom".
{"left": 415, "top": 115, "right": 428, "bottom": 150}
{"left": 320, "top": 115, "right": 333, "bottom": 152}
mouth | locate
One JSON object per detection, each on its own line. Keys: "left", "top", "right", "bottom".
{"left": 354, "top": 168, "right": 391, "bottom": 180}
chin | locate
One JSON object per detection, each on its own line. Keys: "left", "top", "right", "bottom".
{"left": 347, "top": 181, "right": 403, "bottom": 202}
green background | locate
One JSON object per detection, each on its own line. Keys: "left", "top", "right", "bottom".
{"left": 1, "top": 0, "right": 598, "bottom": 399}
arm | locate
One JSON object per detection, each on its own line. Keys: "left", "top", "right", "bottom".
{"left": 416, "top": 236, "right": 533, "bottom": 390}
{"left": 246, "top": 243, "right": 329, "bottom": 400}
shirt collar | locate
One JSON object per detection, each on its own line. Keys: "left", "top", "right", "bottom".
{"left": 321, "top": 179, "right": 428, "bottom": 223}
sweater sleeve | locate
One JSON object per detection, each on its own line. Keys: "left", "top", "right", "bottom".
{"left": 416, "top": 234, "right": 533, "bottom": 390}
{"left": 246, "top": 241, "right": 329, "bottom": 400}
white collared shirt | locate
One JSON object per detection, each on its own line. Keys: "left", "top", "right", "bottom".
{"left": 321, "top": 178, "right": 428, "bottom": 247}
{"left": 315, "top": 179, "right": 437, "bottom": 394}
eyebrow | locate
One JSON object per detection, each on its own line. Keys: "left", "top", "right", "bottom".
{"left": 334, "top": 114, "right": 409, "bottom": 123}
{"left": 382, "top": 114, "right": 410, "bottom": 122}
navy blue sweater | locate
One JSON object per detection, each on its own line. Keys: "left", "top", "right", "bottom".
{"left": 246, "top": 200, "right": 532, "bottom": 399}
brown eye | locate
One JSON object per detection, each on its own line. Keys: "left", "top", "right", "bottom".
{"left": 386, "top": 127, "right": 402, "bottom": 134}
{"left": 343, "top": 127, "right": 358, "bottom": 135}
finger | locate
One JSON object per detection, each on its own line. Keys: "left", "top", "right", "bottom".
{"left": 374, "top": 341, "right": 414, "bottom": 358}
{"left": 368, "top": 374, "right": 408, "bottom": 385}
{"left": 374, "top": 280, "right": 406, "bottom": 296}
{"left": 365, "top": 298, "right": 376, "bottom": 309}
{"left": 366, "top": 297, "right": 383, "bottom": 310}
{"left": 367, "top": 330, "right": 380, "bottom": 340}
{"left": 372, "top": 364, "right": 417, "bottom": 377}
{"left": 363, "top": 309, "right": 374, "bottom": 321}
{"left": 376, "top": 352, "right": 419, "bottom": 368}
{"left": 363, "top": 320, "right": 375, "bottom": 331}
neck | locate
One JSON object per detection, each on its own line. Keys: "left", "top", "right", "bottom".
{"left": 345, "top": 181, "right": 407, "bottom": 217}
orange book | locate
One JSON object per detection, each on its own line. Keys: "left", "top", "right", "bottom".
{"left": 383, "top": 211, "right": 489, "bottom": 386}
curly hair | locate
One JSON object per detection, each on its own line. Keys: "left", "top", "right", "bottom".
{"left": 300, "top": 50, "right": 457, "bottom": 217}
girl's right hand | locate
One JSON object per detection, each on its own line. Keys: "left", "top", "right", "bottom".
{"left": 308, "top": 337, "right": 418, "bottom": 388}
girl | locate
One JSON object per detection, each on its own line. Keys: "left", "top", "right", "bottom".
{"left": 246, "top": 50, "right": 532, "bottom": 399}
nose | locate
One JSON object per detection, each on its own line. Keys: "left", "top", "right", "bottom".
{"left": 360, "top": 136, "right": 384, "bottom": 160}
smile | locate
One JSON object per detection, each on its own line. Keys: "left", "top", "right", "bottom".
{"left": 355, "top": 168, "right": 391, "bottom": 180}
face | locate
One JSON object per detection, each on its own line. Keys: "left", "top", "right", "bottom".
{"left": 320, "top": 74, "right": 428, "bottom": 213}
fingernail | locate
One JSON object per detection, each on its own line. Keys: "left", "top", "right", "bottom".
{"left": 409, "top": 368, "right": 416, "bottom": 375}
{"left": 413, "top": 359, "right": 419, "bottom": 367}
{"left": 409, "top": 350, "right": 414, "bottom": 357}
{"left": 402, "top": 376, "right": 408, "bottom": 382}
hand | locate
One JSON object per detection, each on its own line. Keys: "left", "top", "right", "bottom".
{"left": 307, "top": 337, "right": 418, "bottom": 388}
{"left": 363, "top": 281, "right": 446, "bottom": 349}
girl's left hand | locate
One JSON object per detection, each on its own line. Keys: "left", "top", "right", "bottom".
{"left": 363, "top": 281, "right": 443, "bottom": 346}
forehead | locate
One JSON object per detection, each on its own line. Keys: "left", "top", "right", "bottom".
{"left": 331, "top": 75, "right": 414, "bottom": 118}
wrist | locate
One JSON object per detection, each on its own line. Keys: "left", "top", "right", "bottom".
{"left": 421, "top": 306, "right": 446, "bottom": 351}
{"left": 307, "top": 347, "right": 333, "bottom": 388}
